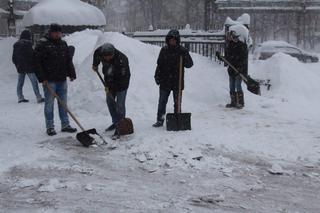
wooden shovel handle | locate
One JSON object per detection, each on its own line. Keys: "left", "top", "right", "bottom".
{"left": 177, "top": 56, "right": 183, "bottom": 114}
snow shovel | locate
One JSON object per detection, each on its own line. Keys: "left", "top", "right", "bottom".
{"left": 166, "top": 56, "right": 192, "bottom": 131}
{"left": 94, "top": 69, "right": 134, "bottom": 136}
{"left": 45, "top": 84, "right": 107, "bottom": 147}
{"left": 216, "top": 52, "right": 261, "bottom": 96}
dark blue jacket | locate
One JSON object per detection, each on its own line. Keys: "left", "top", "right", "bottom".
{"left": 34, "top": 35, "right": 76, "bottom": 82}
{"left": 12, "top": 30, "right": 36, "bottom": 74}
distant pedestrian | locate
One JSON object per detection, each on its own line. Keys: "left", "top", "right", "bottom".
{"left": 12, "top": 29, "right": 44, "bottom": 103}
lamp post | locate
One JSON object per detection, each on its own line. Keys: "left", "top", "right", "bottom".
{"left": 7, "top": 0, "right": 15, "bottom": 36}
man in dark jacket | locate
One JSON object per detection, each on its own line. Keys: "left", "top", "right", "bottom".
{"left": 12, "top": 30, "right": 44, "bottom": 103}
{"left": 35, "top": 24, "right": 77, "bottom": 136}
{"left": 222, "top": 30, "right": 248, "bottom": 109}
{"left": 153, "top": 29, "right": 193, "bottom": 127}
{"left": 92, "top": 43, "right": 131, "bottom": 134}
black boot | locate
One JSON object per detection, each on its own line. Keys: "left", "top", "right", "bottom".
{"left": 47, "top": 128, "right": 57, "bottom": 136}
{"left": 236, "top": 91, "right": 244, "bottom": 109}
{"left": 18, "top": 99, "right": 29, "bottom": 103}
{"left": 61, "top": 125, "right": 77, "bottom": 133}
{"left": 152, "top": 120, "right": 164, "bottom": 128}
{"left": 226, "top": 92, "right": 236, "bottom": 108}
{"left": 105, "top": 124, "right": 116, "bottom": 132}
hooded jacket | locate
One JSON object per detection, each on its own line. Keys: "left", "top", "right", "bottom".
{"left": 155, "top": 29, "right": 193, "bottom": 90}
{"left": 225, "top": 40, "right": 248, "bottom": 77}
{"left": 12, "top": 30, "right": 36, "bottom": 74}
{"left": 34, "top": 34, "right": 76, "bottom": 82}
{"left": 93, "top": 44, "right": 131, "bottom": 93}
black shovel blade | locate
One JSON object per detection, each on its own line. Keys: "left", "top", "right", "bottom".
{"left": 76, "top": 129, "right": 97, "bottom": 147}
{"left": 166, "top": 113, "right": 192, "bottom": 131}
{"left": 246, "top": 75, "right": 261, "bottom": 96}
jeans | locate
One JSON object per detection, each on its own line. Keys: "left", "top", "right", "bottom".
{"left": 156, "top": 89, "right": 179, "bottom": 122}
{"left": 106, "top": 90, "right": 127, "bottom": 125}
{"left": 43, "top": 81, "right": 70, "bottom": 129}
{"left": 17, "top": 73, "right": 42, "bottom": 101}
{"left": 229, "top": 75, "right": 243, "bottom": 93}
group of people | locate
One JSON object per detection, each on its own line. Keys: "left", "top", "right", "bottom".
{"left": 12, "top": 23, "right": 248, "bottom": 137}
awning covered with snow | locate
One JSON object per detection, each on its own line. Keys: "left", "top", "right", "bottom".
{"left": 22, "top": 0, "right": 106, "bottom": 27}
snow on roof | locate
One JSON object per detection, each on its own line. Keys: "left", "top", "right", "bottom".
{"left": 22, "top": 0, "right": 106, "bottom": 27}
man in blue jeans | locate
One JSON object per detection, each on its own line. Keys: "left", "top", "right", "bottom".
{"left": 217, "top": 27, "right": 248, "bottom": 109}
{"left": 35, "top": 24, "right": 77, "bottom": 136}
{"left": 12, "top": 30, "right": 44, "bottom": 103}
{"left": 153, "top": 30, "right": 193, "bottom": 127}
{"left": 92, "top": 43, "right": 131, "bottom": 136}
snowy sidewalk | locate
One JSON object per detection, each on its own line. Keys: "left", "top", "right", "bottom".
{"left": 0, "top": 31, "right": 320, "bottom": 212}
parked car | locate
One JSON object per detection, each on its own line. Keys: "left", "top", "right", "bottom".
{"left": 253, "top": 41, "right": 319, "bottom": 63}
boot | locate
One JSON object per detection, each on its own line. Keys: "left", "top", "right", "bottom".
{"left": 61, "top": 125, "right": 77, "bottom": 133}
{"left": 236, "top": 91, "right": 244, "bottom": 109}
{"left": 105, "top": 123, "right": 116, "bottom": 132}
{"left": 152, "top": 120, "right": 164, "bottom": 128}
{"left": 47, "top": 128, "right": 57, "bottom": 136}
{"left": 226, "top": 92, "right": 236, "bottom": 108}
{"left": 18, "top": 99, "right": 29, "bottom": 103}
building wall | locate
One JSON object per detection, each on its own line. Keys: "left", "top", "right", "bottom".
{"left": 214, "top": 0, "right": 320, "bottom": 49}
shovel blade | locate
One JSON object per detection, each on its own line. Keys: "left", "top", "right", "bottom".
{"left": 76, "top": 129, "right": 97, "bottom": 147}
{"left": 166, "top": 113, "right": 191, "bottom": 131}
{"left": 246, "top": 75, "right": 261, "bottom": 96}
{"left": 117, "top": 118, "right": 134, "bottom": 136}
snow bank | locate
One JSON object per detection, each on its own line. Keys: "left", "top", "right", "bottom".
{"left": 22, "top": 0, "right": 106, "bottom": 27}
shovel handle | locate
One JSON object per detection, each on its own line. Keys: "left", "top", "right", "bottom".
{"left": 220, "top": 56, "right": 248, "bottom": 83}
{"left": 45, "top": 84, "right": 86, "bottom": 132}
{"left": 177, "top": 56, "right": 183, "bottom": 114}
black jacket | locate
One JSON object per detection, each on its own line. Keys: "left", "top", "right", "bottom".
{"left": 155, "top": 30, "right": 193, "bottom": 91}
{"left": 12, "top": 31, "right": 36, "bottom": 74}
{"left": 34, "top": 35, "right": 76, "bottom": 83}
{"left": 225, "top": 40, "right": 248, "bottom": 77}
{"left": 93, "top": 47, "right": 131, "bottom": 93}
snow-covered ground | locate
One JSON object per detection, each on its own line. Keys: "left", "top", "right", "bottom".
{"left": 0, "top": 30, "right": 320, "bottom": 212}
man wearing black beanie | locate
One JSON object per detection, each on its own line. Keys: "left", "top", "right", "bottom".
{"left": 35, "top": 23, "right": 77, "bottom": 136}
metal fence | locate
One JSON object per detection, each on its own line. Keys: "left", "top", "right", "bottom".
{"left": 129, "top": 30, "right": 226, "bottom": 60}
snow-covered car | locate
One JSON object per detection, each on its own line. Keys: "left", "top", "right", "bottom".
{"left": 253, "top": 41, "right": 319, "bottom": 63}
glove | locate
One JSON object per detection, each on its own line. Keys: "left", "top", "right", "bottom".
{"left": 92, "top": 65, "right": 98, "bottom": 72}
{"left": 180, "top": 46, "right": 189, "bottom": 56}
{"left": 216, "top": 51, "right": 222, "bottom": 61}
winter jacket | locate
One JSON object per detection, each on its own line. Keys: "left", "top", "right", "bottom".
{"left": 93, "top": 47, "right": 131, "bottom": 93}
{"left": 225, "top": 40, "right": 248, "bottom": 77}
{"left": 155, "top": 29, "right": 193, "bottom": 91}
{"left": 34, "top": 35, "right": 76, "bottom": 83}
{"left": 12, "top": 30, "right": 36, "bottom": 74}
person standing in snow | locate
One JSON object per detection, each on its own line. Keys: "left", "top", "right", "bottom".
{"left": 34, "top": 24, "right": 77, "bottom": 136}
{"left": 153, "top": 29, "right": 193, "bottom": 127}
{"left": 92, "top": 43, "right": 131, "bottom": 136}
{"left": 12, "top": 30, "right": 44, "bottom": 104}
{"left": 217, "top": 28, "right": 248, "bottom": 109}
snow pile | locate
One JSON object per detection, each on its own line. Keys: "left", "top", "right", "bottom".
{"left": 22, "top": 0, "right": 106, "bottom": 27}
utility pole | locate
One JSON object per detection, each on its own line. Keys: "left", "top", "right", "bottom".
{"left": 7, "top": 0, "right": 15, "bottom": 36}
